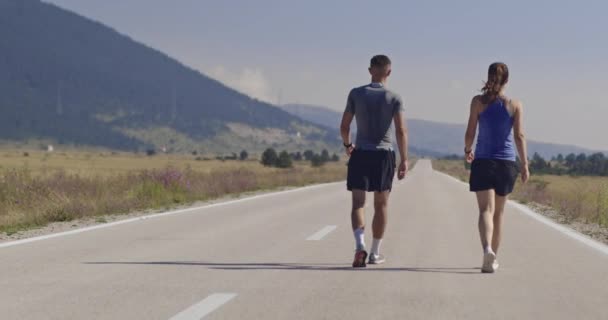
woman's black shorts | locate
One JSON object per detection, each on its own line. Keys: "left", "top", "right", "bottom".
{"left": 469, "top": 158, "right": 519, "bottom": 196}
{"left": 347, "top": 149, "right": 396, "bottom": 192}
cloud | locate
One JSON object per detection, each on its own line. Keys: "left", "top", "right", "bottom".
{"left": 208, "top": 66, "right": 277, "bottom": 104}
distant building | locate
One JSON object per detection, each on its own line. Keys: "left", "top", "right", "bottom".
{"left": 47, "top": 145, "right": 54, "bottom": 152}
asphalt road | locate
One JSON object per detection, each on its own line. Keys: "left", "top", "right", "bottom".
{"left": 1, "top": 160, "right": 607, "bottom": 320}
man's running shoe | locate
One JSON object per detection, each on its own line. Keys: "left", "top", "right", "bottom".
{"left": 481, "top": 251, "right": 497, "bottom": 273}
{"left": 352, "top": 250, "right": 368, "bottom": 268}
{"left": 368, "top": 253, "right": 386, "bottom": 265}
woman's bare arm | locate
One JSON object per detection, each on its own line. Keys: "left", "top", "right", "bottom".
{"left": 512, "top": 100, "right": 529, "bottom": 182}
{"left": 464, "top": 96, "right": 480, "bottom": 159}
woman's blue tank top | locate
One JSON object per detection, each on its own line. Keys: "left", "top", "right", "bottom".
{"left": 475, "top": 98, "right": 517, "bottom": 161}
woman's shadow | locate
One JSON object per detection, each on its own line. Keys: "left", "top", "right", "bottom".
{"left": 85, "top": 261, "right": 481, "bottom": 274}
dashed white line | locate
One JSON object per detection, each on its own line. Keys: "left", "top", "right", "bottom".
{"left": 169, "top": 293, "right": 237, "bottom": 320}
{"left": 306, "top": 225, "right": 337, "bottom": 241}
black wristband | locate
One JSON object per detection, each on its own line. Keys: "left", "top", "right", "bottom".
{"left": 343, "top": 142, "right": 353, "bottom": 148}
{"left": 464, "top": 148, "right": 472, "bottom": 154}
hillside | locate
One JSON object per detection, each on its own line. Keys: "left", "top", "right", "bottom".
{"left": 280, "top": 104, "right": 598, "bottom": 159}
{"left": 281, "top": 104, "right": 342, "bottom": 130}
{"left": 0, "top": 0, "right": 337, "bottom": 154}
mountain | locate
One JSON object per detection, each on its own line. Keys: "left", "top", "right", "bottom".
{"left": 407, "top": 119, "right": 599, "bottom": 159}
{"left": 0, "top": 0, "right": 338, "bottom": 153}
{"left": 280, "top": 104, "right": 598, "bottom": 159}
{"left": 281, "top": 104, "right": 342, "bottom": 130}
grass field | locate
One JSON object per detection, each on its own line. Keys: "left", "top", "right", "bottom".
{"left": 0, "top": 150, "right": 348, "bottom": 235}
{"left": 432, "top": 160, "right": 608, "bottom": 227}
{"left": 0, "top": 150, "right": 274, "bottom": 176}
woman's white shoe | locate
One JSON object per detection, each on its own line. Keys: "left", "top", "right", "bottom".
{"left": 482, "top": 252, "right": 497, "bottom": 273}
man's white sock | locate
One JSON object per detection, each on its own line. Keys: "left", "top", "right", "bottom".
{"left": 354, "top": 228, "right": 365, "bottom": 251}
{"left": 371, "top": 238, "right": 382, "bottom": 257}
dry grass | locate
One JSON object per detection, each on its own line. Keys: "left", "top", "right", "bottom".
{"left": 432, "top": 159, "right": 470, "bottom": 182}
{"left": 432, "top": 160, "right": 608, "bottom": 227}
{"left": 0, "top": 150, "right": 346, "bottom": 235}
{"left": 0, "top": 150, "right": 278, "bottom": 176}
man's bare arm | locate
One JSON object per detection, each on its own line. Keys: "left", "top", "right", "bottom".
{"left": 394, "top": 111, "right": 408, "bottom": 179}
{"left": 393, "top": 111, "right": 408, "bottom": 162}
{"left": 340, "top": 112, "right": 355, "bottom": 156}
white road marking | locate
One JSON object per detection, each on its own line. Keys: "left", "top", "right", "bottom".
{"left": 0, "top": 181, "right": 344, "bottom": 249}
{"left": 169, "top": 293, "right": 237, "bottom": 320}
{"left": 508, "top": 201, "right": 608, "bottom": 256}
{"left": 306, "top": 225, "right": 337, "bottom": 241}
{"left": 434, "top": 169, "right": 608, "bottom": 256}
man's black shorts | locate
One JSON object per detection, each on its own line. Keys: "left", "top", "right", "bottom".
{"left": 469, "top": 158, "right": 519, "bottom": 196}
{"left": 347, "top": 149, "right": 396, "bottom": 192}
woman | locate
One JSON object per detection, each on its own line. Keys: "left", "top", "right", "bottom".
{"left": 464, "top": 62, "right": 529, "bottom": 273}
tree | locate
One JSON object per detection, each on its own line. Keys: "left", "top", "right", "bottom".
{"left": 576, "top": 153, "right": 587, "bottom": 162}
{"left": 588, "top": 153, "right": 605, "bottom": 175}
{"left": 556, "top": 154, "right": 564, "bottom": 163}
{"left": 321, "top": 149, "right": 330, "bottom": 162}
{"left": 588, "top": 153, "right": 605, "bottom": 163}
{"left": 293, "top": 152, "right": 303, "bottom": 161}
{"left": 565, "top": 153, "right": 577, "bottom": 166}
{"left": 331, "top": 153, "right": 340, "bottom": 162}
{"left": 303, "top": 150, "right": 314, "bottom": 161}
{"left": 276, "top": 151, "right": 293, "bottom": 168}
{"left": 239, "top": 150, "right": 249, "bottom": 161}
{"left": 530, "top": 152, "right": 548, "bottom": 173}
{"left": 261, "top": 148, "right": 278, "bottom": 167}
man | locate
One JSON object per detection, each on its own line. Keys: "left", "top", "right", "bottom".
{"left": 340, "top": 54, "right": 408, "bottom": 268}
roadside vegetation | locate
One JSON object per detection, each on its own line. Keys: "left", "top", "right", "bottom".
{"left": 260, "top": 148, "right": 340, "bottom": 168}
{"left": 0, "top": 150, "right": 347, "bottom": 235}
{"left": 432, "top": 158, "right": 608, "bottom": 229}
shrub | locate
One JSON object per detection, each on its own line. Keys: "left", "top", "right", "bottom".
{"left": 240, "top": 150, "right": 249, "bottom": 161}
{"left": 261, "top": 148, "right": 278, "bottom": 167}
{"left": 311, "top": 154, "right": 326, "bottom": 167}
{"left": 276, "top": 151, "right": 293, "bottom": 168}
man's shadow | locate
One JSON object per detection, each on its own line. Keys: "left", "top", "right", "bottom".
{"left": 84, "top": 261, "right": 481, "bottom": 274}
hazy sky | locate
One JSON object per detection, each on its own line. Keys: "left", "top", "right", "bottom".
{"left": 46, "top": 0, "right": 608, "bottom": 150}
